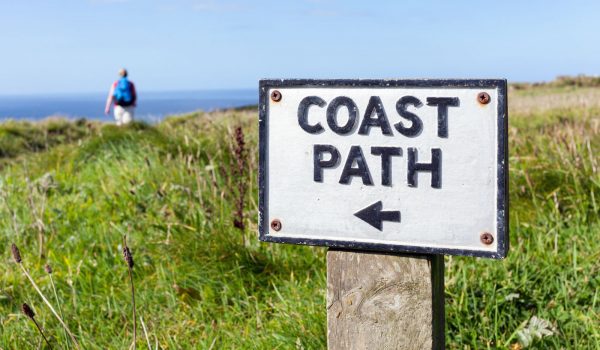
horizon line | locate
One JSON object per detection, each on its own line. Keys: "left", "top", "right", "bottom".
{"left": 0, "top": 87, "right": 258, "bottom": 98}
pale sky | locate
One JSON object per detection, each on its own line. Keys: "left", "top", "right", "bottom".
{"left": 1, "top": 0, "right": 599, "bottom": 94}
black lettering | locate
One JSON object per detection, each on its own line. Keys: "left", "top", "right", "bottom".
{"left": 358, "top": 96, "right": 393, "bottom": 136}
{"left": 407, "top": 148, "right": 441, "bottom": 188}
{"left": 395, "top": 96, "right": 423, "bottom": 137}
{"left": 426, "top": 97, "right": 459, "bottom": 138}
{"left": 371, "top": 147, "right": 402, "bottom": 186}
{"left": 313, "top": 144, "right": 340, "bottom": 182}
{"left": 326, "top": 96, "right": 358, "bottom": 135}
{"left": 339, "top": 146, "right": 373, "bottom": 185}
{"left": 298, "top": 96, "right": 326, "bottom": 134}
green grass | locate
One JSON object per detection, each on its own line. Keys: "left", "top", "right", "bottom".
{"left": 0, "top": 118, "right": 98, "bottom": 163}
{"left": 0, "top": 88, "right": 598, "bottom": 349}
{"left": 445, "top": 88, "right": 599, "bottom": 349}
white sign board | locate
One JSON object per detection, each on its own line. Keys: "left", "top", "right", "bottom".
{"left": 259, "top": 79, "right": 508, "bottom": 258}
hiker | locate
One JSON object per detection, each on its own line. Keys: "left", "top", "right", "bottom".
{"left": 105, "top": 68, "right": 137, "bottom": 126}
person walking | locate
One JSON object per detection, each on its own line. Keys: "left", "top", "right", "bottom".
{"left": 105, "top": 68, "right": 137, "bottom": 125}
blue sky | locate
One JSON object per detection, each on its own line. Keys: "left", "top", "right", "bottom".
{"left": 1, "top": 0, "right": 599, "bottom": 94}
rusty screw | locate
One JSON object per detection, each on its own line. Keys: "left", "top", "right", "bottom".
{"left": 480, "top": 232, "right": 494, "bottom": 245}
{"left": 270, "top": 219, "right": 282, "bottom": 231}
{"left": 271, "top": 90, "right": 282, "bottom": 102}
{"left": 477, "top": 92, "right": 491, "bottom": 105}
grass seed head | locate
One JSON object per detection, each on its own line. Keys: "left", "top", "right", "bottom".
{"left": 44, "top": 264, "right": 52, "bottom": 274}
{"left": 11, "top": 243, "right": 22, "bottom": 263}
{"left": 21, "top": 303, "right": 35, "bottom": 319}
{"left": 123, "top": 246, "right": 134, "bottom": 268}
{"left": 233, "top": 125, "right": 247, "bottom": 230}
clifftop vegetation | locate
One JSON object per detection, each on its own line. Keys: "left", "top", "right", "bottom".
{"left": 0, "top": 85, "right": 598, "bottom": 348}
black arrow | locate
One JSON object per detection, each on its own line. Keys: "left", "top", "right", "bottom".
{"left": 354, "top": 201, "right": 400, "bottom": 231}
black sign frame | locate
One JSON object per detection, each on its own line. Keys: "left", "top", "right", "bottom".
{"left": 258, "top": 79, "right": 508, "bottom": 259}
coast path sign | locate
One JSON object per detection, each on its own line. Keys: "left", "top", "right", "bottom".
{"left": 259, "top": 79, "right": 508, "bottom": 259}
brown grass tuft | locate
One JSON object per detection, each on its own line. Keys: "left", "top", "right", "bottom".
{"left": 21, "top": 303, "right": 53, "bottom": 349}
{"left": 233, "top": 125, "right": 247, "bottom": 230}
{"left": 122, "top": 235, "right": 137, "bottom": 348}
{"left": 123, "top": 246, "right": 134, "bottom": 269}
{"left": 11, "top": 243, "right": 22, "bottom": 263}
{"left": 21, "top": 303, "right": 35, "bottom": 319}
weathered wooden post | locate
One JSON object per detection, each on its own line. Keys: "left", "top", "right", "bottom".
{"left": 259, "top": 79, "right": 508, "bottom": 350}
{"left": 327, "top": 251, "right": 444, "bottom": 349}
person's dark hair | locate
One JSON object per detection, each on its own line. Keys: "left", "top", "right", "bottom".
{"left": 119, "top": 68, "right": 128, "bottom": 78}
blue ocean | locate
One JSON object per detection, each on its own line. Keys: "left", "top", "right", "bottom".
{"left": 0, "top": 89, "right": 257, "bottom": 123}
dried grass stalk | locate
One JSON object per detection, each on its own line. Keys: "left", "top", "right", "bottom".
{"left": 11, "top": 243, "right": 80, "bottom": 350}
{"left": 123, "top": 236, "right": 137, "bottom": 349}
{"left": 22, "top": 302, "right": 53, "bottom": 349}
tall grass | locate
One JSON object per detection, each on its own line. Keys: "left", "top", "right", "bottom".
{"left": 21, "top": 302, "right": 53, "bottom": 349}
{"left": 446, "top": 87, "right": 599, "bottom": 349}
{"left": 0, "top": 110, "right": 324, "bottom": 348}
{"left": 0, "top": 88, "right": 597, "bottom": 349}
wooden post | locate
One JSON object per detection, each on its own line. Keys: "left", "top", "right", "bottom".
{"left": 327, "top": 250, "right": 444, "bottom": 350}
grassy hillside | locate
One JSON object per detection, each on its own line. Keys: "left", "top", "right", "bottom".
{"left": 0, "top": 87, "right": 598, "bottom": 349}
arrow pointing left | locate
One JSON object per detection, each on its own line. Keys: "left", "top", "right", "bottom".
{"left": 354, "top": 201, "right": 401, "bottom": 231}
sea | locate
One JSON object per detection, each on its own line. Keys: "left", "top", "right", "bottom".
{"left": 0, "top": 89, "right": 257, "bottom": 123}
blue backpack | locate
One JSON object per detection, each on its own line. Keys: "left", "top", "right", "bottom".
{"left": 114, "top": 78, "right": 134, "bottom": 106}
